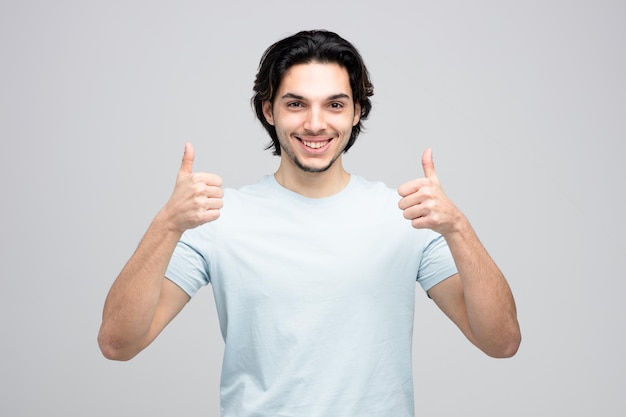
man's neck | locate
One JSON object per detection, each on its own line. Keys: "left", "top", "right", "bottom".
{"left": 274, "top": 159, "right": 351, "bottom": 198}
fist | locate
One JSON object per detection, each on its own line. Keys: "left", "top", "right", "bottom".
{"left": 397, "top": 148, "right": 463, "bottom": 236}
{"left": 163, "top": 142, "right": 224, "bottom": 233}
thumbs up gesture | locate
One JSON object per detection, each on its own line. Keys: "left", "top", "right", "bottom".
{"left": 162, "top": 142, "right": 224, "bottom": 233}
{"left": 398, "top": 148, "right": 464, "bottom": 236}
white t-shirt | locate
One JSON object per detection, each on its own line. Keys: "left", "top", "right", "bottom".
{"left": 166, "top": 174, "right": 457, "bottom": 417}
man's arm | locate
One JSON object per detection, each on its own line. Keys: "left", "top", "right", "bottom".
{"left": 427, "top": 223, "right": 520, "bottom": 357}
{"left": 98, "top": 143, "right": 223, "bottom": 361}
{"left": 398, "top": 148, "right": 521, "bottom": 358}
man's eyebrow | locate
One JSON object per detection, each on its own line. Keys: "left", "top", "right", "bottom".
{"left": 279, "top": 93, "right": 352, "bottom": 101}
{"left": 328, "top": 93, "right": 351, "bottom": 101}
{"left": 280, "top": 93, "right": 305, "bottom": 100}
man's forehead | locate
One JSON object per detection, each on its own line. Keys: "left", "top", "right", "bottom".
{"left": 278, "top": 62, "right": 352, "bottom": 98}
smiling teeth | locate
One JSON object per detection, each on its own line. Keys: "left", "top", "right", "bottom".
{"left": 302, "top": 140, "right": 329, "bottom": 149}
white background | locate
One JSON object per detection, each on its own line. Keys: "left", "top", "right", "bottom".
{"left": 1, "top": 1, "right": 624, "bottom": 415}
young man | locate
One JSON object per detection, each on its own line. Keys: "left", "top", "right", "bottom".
{"left": 98, "top": 30, "right": 520, "bottom": 416}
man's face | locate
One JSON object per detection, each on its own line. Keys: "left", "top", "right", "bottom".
{"left": 262, "top": 62, "right": 361, "bottom": 173}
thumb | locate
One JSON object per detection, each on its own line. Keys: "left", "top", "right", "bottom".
{"left": 421, "top": 147, "right": 437, "bottom": 180}
{"left": 179, "top": 142, "right": 194, "bottom": 176}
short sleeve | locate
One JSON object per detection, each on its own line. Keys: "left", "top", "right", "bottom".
{"left": 165, "top": 239, "right": 210, "bottom": 298}
{"left": 416, "top": 231, "right": 458, "bottom": 292}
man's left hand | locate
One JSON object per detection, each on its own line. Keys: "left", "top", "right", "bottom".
{"left": 397, "top": 148, "right": 465, "bottom": 236}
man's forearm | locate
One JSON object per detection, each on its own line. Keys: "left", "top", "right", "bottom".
{"left": 444, "top": 217, "right": 521, "bottom": 357}
{"left": 97, "top": 210, "right": 183, "bottom": 360}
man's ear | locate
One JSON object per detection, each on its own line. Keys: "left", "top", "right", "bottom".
{"left": 262, "top": 101, "right": 274, "bottom": 126}
{"left": 353, "top": 102, "right": 361, "bottom": 126}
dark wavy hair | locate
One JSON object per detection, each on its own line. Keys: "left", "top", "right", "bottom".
{"left": 252, "top": 30, "right": 374, "bottom": 156}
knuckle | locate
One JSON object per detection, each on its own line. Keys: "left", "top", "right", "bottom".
{"left": 212, "top": 175, "right": 224, "bottom": 187}
{"left": 421, "top": 188, "right": 433, "bottom": 199}
{"left": 189, "top": 182, "right": 205, "bottom": 195}
{"left": 205, "top": 209, "right": 221, "bottom": 222}
{"left": 207, "top": 198, "right": 223, "bottom": 210}
{"left": 403, "top": 207, "right": 417, "bottom": 220}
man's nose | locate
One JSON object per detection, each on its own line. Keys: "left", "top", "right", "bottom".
{"left": 303, "top": 107, "right": 326, "bottom": 132}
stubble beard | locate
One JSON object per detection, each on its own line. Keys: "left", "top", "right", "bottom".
{"left": 280, "top": 139, "right": 346, "bottom": 173}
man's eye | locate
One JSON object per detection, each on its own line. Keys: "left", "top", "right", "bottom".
{"left": 330, "top": 102, "right": 344, "bottom": 109}
{"left": 287, "top": 102, "right": 302, "bottom": 108}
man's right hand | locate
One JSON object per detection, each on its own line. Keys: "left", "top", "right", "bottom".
{"left": 99, "top": 142, "right": 221, "bottom": 361}
{"left": 162, "top": 142, "right": 224, "bottom": 233}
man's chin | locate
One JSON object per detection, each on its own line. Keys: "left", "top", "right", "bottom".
{"left": 279, "top": 143, "right": 343, "bottom": 174}
{"left": 294, "top": 158, "right": 335, "bottom": 173}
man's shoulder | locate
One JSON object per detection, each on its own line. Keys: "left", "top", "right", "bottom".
{"left": 224, "top": 175, "right": 274, "bottom": 198}
{"left": 350, "top": 174, "right": 393, "bottom": 191}
{"left": 349, "top": 174, "right": 399, "bottom": 202}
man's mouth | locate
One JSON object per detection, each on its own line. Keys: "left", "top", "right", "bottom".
{"left": 300, "top": 139, "right": 331, "bottom": 149}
